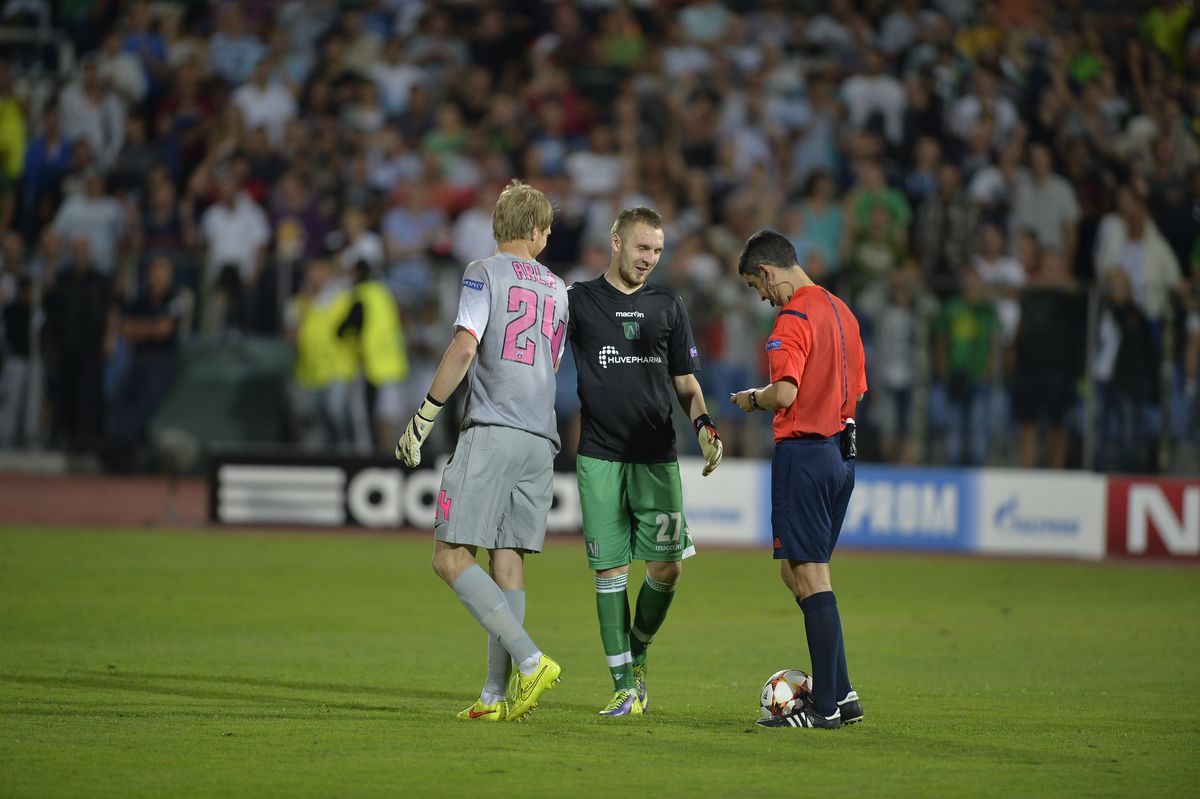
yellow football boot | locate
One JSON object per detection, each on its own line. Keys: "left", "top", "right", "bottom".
{"left": 506, "top": 655, "right": 561, "bottom": 721}
{"left": 456, "top": 698, "right": 507, "bottom": 721}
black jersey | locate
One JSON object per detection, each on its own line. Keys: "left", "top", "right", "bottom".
{"left": 567, "top": 275, "right": 700, "bottom": 463}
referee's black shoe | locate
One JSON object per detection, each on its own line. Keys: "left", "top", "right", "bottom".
{"left": 838, "top": 691, "right": 864, "bottom": 725}
{"left": 756, "top": 707, "right": 841, "bottom": 729}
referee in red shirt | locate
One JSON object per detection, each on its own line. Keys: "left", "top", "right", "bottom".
{"left": 730, "top": 230, "right": 867, "bottom": 730}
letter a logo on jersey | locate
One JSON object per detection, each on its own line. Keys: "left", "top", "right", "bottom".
{"left": 622, "top": 321, "right": 640, "bottom": 340}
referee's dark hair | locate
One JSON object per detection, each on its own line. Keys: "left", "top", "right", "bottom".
{"left": 737, "top": 229, "right": 798, "bottom": 276}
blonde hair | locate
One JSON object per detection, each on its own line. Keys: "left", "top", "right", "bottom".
{"left": 492, "top": 180, "right": 554, "bottom": 243}
{"left": 610, "top": 206, "right": 663, "bottom": 241}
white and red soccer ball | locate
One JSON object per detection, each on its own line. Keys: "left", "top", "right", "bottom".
{"left": 759, "top": 669, "right": 813, "bottom": 719}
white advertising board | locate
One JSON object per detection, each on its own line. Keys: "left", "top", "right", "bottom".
{"left": 976, "top": 469, "right": 1106, "bottom": 560}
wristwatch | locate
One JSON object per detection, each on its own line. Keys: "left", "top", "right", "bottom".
{"left": 749, "top": 389, "right": 760, "bottom": 410}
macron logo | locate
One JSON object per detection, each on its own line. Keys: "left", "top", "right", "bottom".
{"left": 615, "top": 311, "right": 645, "bottom": 318}
{"left": 463, "top": 279, "right": 484, "bottom": 291}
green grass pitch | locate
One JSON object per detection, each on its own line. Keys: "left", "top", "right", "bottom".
{"left": 1, "top": 526, "right": 1198, "bottom": 798}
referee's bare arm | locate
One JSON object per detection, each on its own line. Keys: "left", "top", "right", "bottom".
{"left": 729, "top": 380, "right": 797, "bottom": 412}
{"left": 730, "top": 382, "right": 866, "bottom": 412}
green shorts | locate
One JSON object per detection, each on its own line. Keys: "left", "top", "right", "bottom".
{"left": 576, "top": 454, "right": 696, "bottom": 570}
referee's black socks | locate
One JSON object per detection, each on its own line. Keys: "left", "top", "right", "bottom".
{"left": 798, "top": 591, "right": 851, "bottom": 718}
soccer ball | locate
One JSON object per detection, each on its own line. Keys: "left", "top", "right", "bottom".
{"left": 759, "top": 669, "right": 813, "bottom": 719}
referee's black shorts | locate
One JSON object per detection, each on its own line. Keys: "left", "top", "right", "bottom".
{"left": 771, "top": 436, "right": 855, "bottom": 563}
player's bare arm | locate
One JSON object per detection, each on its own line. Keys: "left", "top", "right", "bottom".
{"left": 395, "top": 328, "right": 477, "bottom": 467}
{"left": 427, "top": 328, "right": 478, "bottom": 402}
{"left": 673, "top": 373, "right": 723, "bottom": 476}
{"left": 730, "top": 379, "right": 797, "bottom": 413}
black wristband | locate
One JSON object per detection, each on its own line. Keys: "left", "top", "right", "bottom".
{"left": 424, "top": 393, "right": 445, "bottom": 408}
{"left": 749, "top": 389, "right": 760, "bottom": 410}
{"left": 693, "top": 413, "right": 717, "bottom": 434}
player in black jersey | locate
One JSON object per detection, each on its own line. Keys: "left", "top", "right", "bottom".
{"left": 566, "top": 207, "right": 723, "bottom": 716}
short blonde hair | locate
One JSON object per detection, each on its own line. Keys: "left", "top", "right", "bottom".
{"left": 610, "top": 206, "right": 663, "bottom": 241}
{"left": 492, "top": 180, "right": 554, "bottom": 243}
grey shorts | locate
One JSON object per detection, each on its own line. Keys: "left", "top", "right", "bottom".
{"left": 434, "top": 425, "right": 555, "bottom": 552}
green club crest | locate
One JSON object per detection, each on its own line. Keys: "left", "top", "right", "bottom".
{"left": 622, "top": 321, "right": 641, "bottom": 340}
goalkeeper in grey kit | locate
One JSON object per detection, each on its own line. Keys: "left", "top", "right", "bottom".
{"left": 395, "top": 180, "right": 568, "bottom": 722}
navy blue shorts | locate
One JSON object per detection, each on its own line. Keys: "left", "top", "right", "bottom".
{"left": 771, "top": 436, "right": 855, "bottom": 563}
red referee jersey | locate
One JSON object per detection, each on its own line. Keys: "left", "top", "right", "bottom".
{"left": 765, "top": 286, "right": 867, "bottom": 442}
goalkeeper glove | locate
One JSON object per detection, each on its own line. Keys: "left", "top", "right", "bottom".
{"left": 395, "top": 394, "right": 443, "bottom": 467}
{"left": 693, "top": 413, "right": 723, "bottom": 477}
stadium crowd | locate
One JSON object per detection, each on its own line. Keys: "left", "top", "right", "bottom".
{"left": 0, "top": 0, "right": 1199, "bottom": 473}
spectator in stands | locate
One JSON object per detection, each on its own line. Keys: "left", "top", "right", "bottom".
{"left": 232, "top": 59, "right": 297, "bottom": 149}
{"left": 451, "top": 187, "right": 499, "bottom": 267}
{"left": 97, "top": 31, "right": 147, "bottom": 107}
{"left": 1010, "top": 143, "right": 1082, "bottom": 267}
{"left": 0, "top": 231, "right": 31, "bottom": 447}
{"left": 971, "top": 223, "right": 1026, "bottom": 345}
{"left": 271, "top": 171, "right": 330, "bottom": 263}
{"left": 950, "top": 68, "right": 1017, "bottom": 149}
{"left": 565, "top": 125, "right": 629, "bottom": 201}
{"left": 842, "top": 49, "right": 907, "bottom": 146}
{"left": 106, "top": 255, "right": 183, "bottom": 471}
{"left": 59, "top": 54, "right": 126, "bottom": 170}
{"left": 788, "top": 73, "right": 841, "bottom": 192}
{"left": 914, "top": 163, "right": 980, "bottom": 296}
{"left": 1096, "top": 193, "right": 1182, "bottom": 325}
{"left": 370, "top": 38, "right": 423, "bottom": 119}
{"left": 874, "top": 269, "right": 930, "bottom": 464}
{"left": 44, "top": 236, "right": 115, "bottom": 454}
{"left": 337, "top": 206, "right": 384, "bottom": 274}
{"left": 366, "top": 127, "right": 422, "bottom": 195}
{"left": 935, "top": 266, "right": 998, "bottom": 467}
{"left": 904, "top": 135, "right": 942, "bottom": 207}
{"left": 846, "top": 160, "right": 911, "bottom": 247}
{"left": 286, "top": 257, "right": 355, "bottom": 449}
{"left": 110, "top": 116, "right": 162, "bottom": 197}
{"left": 381, "top": 180, "right": 446, "bottom": 306}
{"left": 880, "top": 0, "right": 924, "bottom": 56}
{"left": 19, "top": 104, "right": 71, "bottom": 237}
{"left": 1012, "top": 249, "right": 1085, "bottom": 469}
{"left": 136, "top": 170, "right": 192, "bottom": 256}
{"left": 796, "top": 171, "right": 844, "bottom": 281}
{"left": 199, "top": 167, "right": 270, "bottom": 326}
{"left": 1092, "top": 268, "right": 1158, "bottom": 472}
{"left": 50, "top": 168, "right": 127, "bottom": 279}
{"left": 339, "top": 9, "right": 384, "bottom": 77}
{"left": 846, "top": 203, "right": 908, "bottom": 305}
{"left": 0, "top": 271, "right": 33, "bottom": 448}
{"left": 209, "top": 5, "right": 266, "bottom": 86}
{"left": 120, "top": 1, "right": 167, "bottom": 90}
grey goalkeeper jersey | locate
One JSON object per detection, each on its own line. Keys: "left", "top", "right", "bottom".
{"left": 453, "top": 252, "right": 569, "bottom": 450}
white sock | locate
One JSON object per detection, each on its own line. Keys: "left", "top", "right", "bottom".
{"left": 480, "top": 691, "right": 506, "bottom": 706}
{"left": 517, "top": 651, "right": 544, "bottom": 676}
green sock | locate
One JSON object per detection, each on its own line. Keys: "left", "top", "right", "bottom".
{"left": 630, "top": 573, "right": 677, "bottom": 668}
{"left": 595, "top": 573, "right": 634, "bottom": 691}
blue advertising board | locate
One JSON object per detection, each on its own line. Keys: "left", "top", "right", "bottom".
{"left": 836, "top": 465, "right": 978, "bottom": 552}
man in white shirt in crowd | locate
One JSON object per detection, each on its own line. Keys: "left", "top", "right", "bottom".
{"left": 51, "top": 168, "right": 126, "bottom": 278}
{"left": 1096, "top": 193, "right": 1182, "bottom": 324}
{"left": 232, "top": 59, "right": 297, "bottom": 148}
{"left": 200, "top": 169, "right": 270, "bottom": 290}
{"left": 971, "top": 223, "right": 1026, "bottom": 345}
{"left": 841, "top": 49, "right": 907, "bottom": 145}
{"left": 1009, "top": 143, "right": 1081, "bottom": 266}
